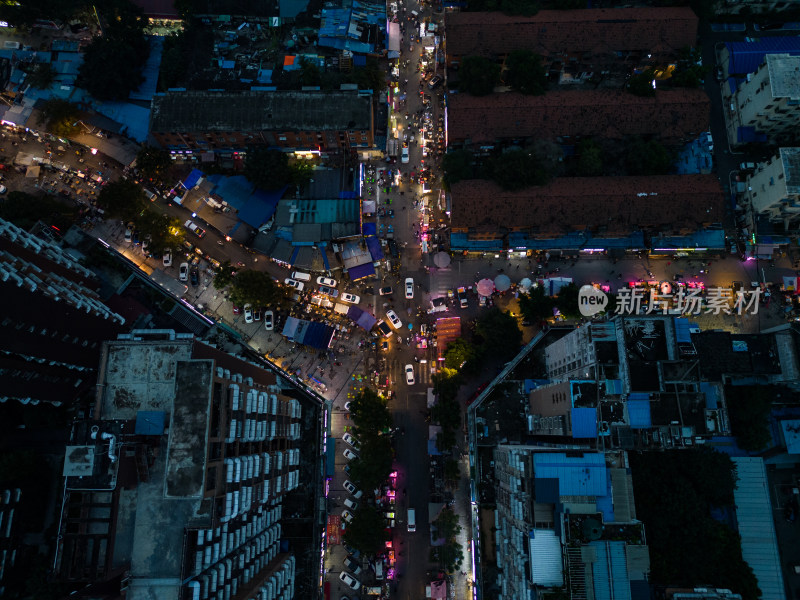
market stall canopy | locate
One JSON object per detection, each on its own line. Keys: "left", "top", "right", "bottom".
{"left": 477, "top": 278, "right": 495, "bottom": 297}
{"left": 494, "top": 273, "right": 511, "bottom": 292}
{"left": 519, "top": 277, "right": 532, "bottom": 291}
{"left": 433, "top": 251, "right": 451, "bottom": 268}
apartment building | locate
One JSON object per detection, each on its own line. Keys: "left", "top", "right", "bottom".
{"left": 56, "top": 331, "right": 302, "bottom": 600}
{"left": 745, "top": 147, "right": 800, "bottom": 228}
{"left": 733, "top": 54, "right": 800, "bottom": 141}
{"left": 150, "top": 89, "right": 375, "bottom": 156}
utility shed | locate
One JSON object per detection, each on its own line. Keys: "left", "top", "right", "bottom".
{"left": 731, "top": 457, "right": 785, "bottom": 600}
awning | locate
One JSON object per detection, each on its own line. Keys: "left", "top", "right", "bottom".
{"left": 367, "top": 236, "right": 383, "bottom": 261}
{"left": 348, "top": 262, "right": 376, "bottom": 281}
{"left": 387, "top": 21, "right": 400, "bottom": 58}
{"left": 494, "top": 274, "right": 511, "bottom": 292}
{"left": 363, "top": 200, "right": 376, "bottom": 214}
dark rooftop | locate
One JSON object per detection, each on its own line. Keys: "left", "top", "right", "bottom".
{"left": 450, "top": 175, "right": 724, "bottom": 235}
{"left": 165, "top": 360, "right": 212, "bottom": 498}
{"left": 448, "top": 89, "right": 710, "bottom": 146}
{"left": 150, "top": 90, "right": 373, "bottom": 133}
{"left": 693, "top": 331, "right": 782, "bottom": 380}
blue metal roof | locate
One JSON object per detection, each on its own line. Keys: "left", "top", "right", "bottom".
{"left": 651, "top": 228, "right": 726, "bottom": 250}
{"left": 700, "top": 382, "right": 719, "bottom": 409}
{"left": 674, "top": 318, "right": 691, "bottom": 343}
{"left": 135, "top": 410, "right": 165, "bottom": 435}
{"left": 572, "top": 407, "right": 598, "bottom": 438}
{"left": 726, "top": 37, "right": 800, "bottom": 75}
{"left": 239, "top": 186, "right": 284, "bottom": 228}
{"left": 362, "top": 222, "right": 377, "bottom": 236}
{"left": 596, "top": 470, "right": 615, "bottom": 521}
{"left": 183, "top": 169, "right": 204, "bottom": 190}
{"left": 627, "top": 399, "right": 652, "bottom": 429}
{"left": 590, "top": 541, "right": 632, "bottom": 600}
{"left": 533, "top": 452, "right": 607, "bottom": 496}
{"left": 366, "top": 236, "right": 383, "bottom": 261}
{"left": 348, "top": 262, "right": 375, "bottom": 281}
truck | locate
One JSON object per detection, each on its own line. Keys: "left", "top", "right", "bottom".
{"left": 428, "top": 297, "right": 448, "bottom": 314}
{"left": 457, "top": 287, "right": 468, "bottom": 309}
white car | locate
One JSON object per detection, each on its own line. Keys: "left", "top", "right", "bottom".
{"left": 339, "top": 572, "right": 361, "bottom": 590}
{"left": 342, "top": 432, "right": 361, "bottom": 450}
{"left": 405, "top": 277, "right": 414, "bottom": 299}
{"left": 344, "top": 498, "right": 359, "bottom": 510}
{"left": 264, "top": 310, "right": 274, "bottom": 331}
{"left": 344, "top": 556, "right": 362, "bottom": 575}
{"left": 344, "top": 401, "right": 352, "bottom": 411}
{"left": 342, "top": 510, "right": 354, "bottom": 524}
{"left": 284, "top": 278, "right": 305, "bottom": 291}
{"left": 163, "top": 251, "right": 172, "bottom": 267}
{"left": 317, "top": 276, "right": 338, "bottom": 287}
{"left": 386, "top": 310, "right": 402, "bottom": 329}
{"left": 341, "top": 293, "right": 361, "bottom": 304}
{"left": 179, "top": 262, "right": 189, "bottom": 281}
{"left": 244, "top": 303, "right": 253, "bottom": 323}
{"left": 343, "top": 448, "right": 359, "bottom": 461}
{"left": 401, "top": 146, "right": 410, "bottom": 164}
{"left": 0, "top": 185, "right": 6, "bottom": 194}
{"left": 405, "top": 364, "right": 415, "bottom": 385}
{"left": 343, "top": 480, "right": 363, "bottom": 499}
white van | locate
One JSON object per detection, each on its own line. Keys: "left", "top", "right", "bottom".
{"left": 407, "top": 508, "right": 416, "bottom": 532}
{"left": 374, "top": 560, "right": 384, "bottom": 581}
{"left": 291, "top": 271, "right": 311, "bottom": 282}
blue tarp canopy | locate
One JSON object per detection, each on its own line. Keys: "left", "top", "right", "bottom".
{"left": 362, "top": 222, "right": 377, "bottom": 236}
{"left": 366, "top": 236, "right": 383, "bottom": 260}
{"left": 135, "top": 410, "right": 165, "bottom": 435}
{"left": 183, "top": 169, "right": 204, "bottom": 190}
{"left": 348, "top": 262, "right": 376, "bottom": 281}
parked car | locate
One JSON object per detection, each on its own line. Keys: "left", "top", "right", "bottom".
{"left": 405, "top": 364, "right": 415, "bottom": 385}
{"left": 339, "top": 572, "right": 361, "bottom": 590}
{"left": 703, "top": 131, "right": 713, "bottom": 153}
{"left": 379, "top": 286, "right": 393, "bottom": 296}
{"left": 343, "top": 448, "right": 359, "bottom": 461}
{"left": 401, "top": 146, "right": 410, "bottom": 164}
{"left": 317, "top": 276, "right": 338, "bottom": 287}
{"left": 740, "top": 162, "right": 756, "bottom": 173}
{"left": 124, "top": 224, "right": 133, "bottom": 243}
{"left": 0, "top": 185, "right": 7, "bottom": 194}
{"left": 376, "top": 320, "right": 393, "bottom": 338}
{"left": 428, "top": 75, "right": 443, "bottom": 89}
{"left": 405, "top": 277, "right": 414, "bottom": 299}
{"left": 344, "top": 498, "right": 359, "bottom": 510}
{"left": 342, "top": 433, "right": 361, "bottom": 450}
{"left": 386, "top": 310, "right": 402, "bottom": 329}
{"left": 244, "top": 303, "right": 253, "bottom": 323}
{"left": 184, "top": 220, "right": 206, "bottom": 238}
{"left": 341, "top": 510, "right": 354, "bottom": 524}
{"left": 457, "top": 286, "right": 468, "bottom": 309}
{"left": 190, "top": 267, "right": 199, "bottom": 287}
{"left": 285, "top": 278, "right": 305, "bottom": 291}
{"left": 253, "top": 307, "right": 262, "bottom": 321}
{"left": 264, "top": 310, "right": 274, "bottom": 331}
{"left": 318, "top": 285, "right": 339, "bottom": 298}
{"left": 163, "top": 250, "right": 172, "bottom": 267}
{"left": 341, "top": 293, "right": 361, "bottom": 304}
{"left": 344, "top": 556, "right": 362, "bottom": 575}
{"left": 232, "top": 304, "right": 241, "bottom": 315}
{"left": 179, "top": 262, "right": 189, "bottom": 281}
{"left": 343, "top": 480, "right": 363, "bottom": 499}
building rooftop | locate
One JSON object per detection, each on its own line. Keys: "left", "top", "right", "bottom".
{"left": 766, "top": 53, "right": 800, "bottom": 99}
{"left": 780, "top": 147, "right": 800, "bottom": 195}
{"left": 447, "top": 89, "right": 710, "bottom": 146}
{"left": 449, "top": 175, "right": 724, "bottom": 235}
{"left": 150, "top": 90, "right": 373, "bottom": 133}
{"left": 444, "top": 7, "right": 698, "bottom": 59}
{"left": 693, "top": 331, "right": 782, "bottom": 380}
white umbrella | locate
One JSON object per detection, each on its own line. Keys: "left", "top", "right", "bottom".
{"left": 519, "top": 277, "right": 532, "bottom": 292}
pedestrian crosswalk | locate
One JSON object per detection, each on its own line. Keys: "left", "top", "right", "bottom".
{"left": 391, "top": 358, "right": 435, "bottom": 386}
{"left": 430, "top": 269, "right": 456, "bottom": 297}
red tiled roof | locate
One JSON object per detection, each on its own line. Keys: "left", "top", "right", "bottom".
{"left": 447, "top": 89, "right": 710, "bottom": 145}
{"left": 445, "top": 7, "right": 698, "bottom": 59}
{"left": 450, "top": 176, "right": 723, "bottom": 235}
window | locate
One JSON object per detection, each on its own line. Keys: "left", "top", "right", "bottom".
{"left": 765, "top": 104, "right": 773, "bottom": 109}
{"left": 279, "top": 136, "right": 287, "bottom": 141}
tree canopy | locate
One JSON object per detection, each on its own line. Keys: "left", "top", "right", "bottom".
{"left": 348, "top": 388, "right": 395, "bottom": 491}
{"left": 444, "top": 337, "right": 479, "bottom": 371}
{"left": 431, "top": 507, "right": 464, "bottom": 573}
{"left": 229, "top": 270, "right": 283, "bottom": 307}
{"left": 442, "top": 149, "right": 474, "bottom": 189}
{"left": 136, "top": 145, "right": 173, "bottom": 185}
{"left": 725, "top": 385, "right": 774, "bottom": 452}
{"left": 212, "top": 260, "right": 239, "bottom": 290}
{"left": 245, "top": 148, "right": 293, "bottom": 191}
{"left": 459, "top": 56, "right": 501, "bottom": 96}
{"left": 343, "top": 504, "right": 386, "bottom": 556}
{"left": 37, "top": 99, "right": 81, "bottom": 137}
{"left": 505, "top": 50, "right": 547, "bottom": 95}
{"left": 350, "top": 387, "right": 393, "bottom": 438}
{"left": 627, "top": 69, "right": 657, "bottom": 97}
{"left": 576, "top": 138, "right": 604, "bottom": 177}
{"left": 519, "top": 285, "right": 555, "bottom": 322}
{"left": 474, "top": 308, "right": 522, "bottom": 361}
{"left": 96, "top": 179, "right": 148, "bottom": 222}
{"left": 489, "top": 147, "right": 550, "bottom": 190}
{"left": 625, "top": 138, "right": 674, "bottom": 176}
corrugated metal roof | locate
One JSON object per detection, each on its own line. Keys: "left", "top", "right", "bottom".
{"left": 528, "top": 529, "right": 564, "bottom": 587}
{"left": 572, "top": 407, "right": 598, "bottom": 438}
{"left": 731, "top": 457, "right": 785, "bottom": 600}
{"left": 780, "top": 419, "right": 800, "bottom": 454}
{"left": 626, "top": 399, "right": 652, "bottom": 429}
{"left": 726, "top": 37, "right": 800, "bottom": 75}
{"left": 590, "top": 541, "right": 632, "bottom": 600}
{"left": 533, "top": 452, "right": 607, "bottom": 497}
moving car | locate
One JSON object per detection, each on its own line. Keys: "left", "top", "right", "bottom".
{"left": 341, "top": 293, "right": 361, "bottom": 304}
{"left": 318, "top": 285, "right": 339, "bottom": 298}
{"left": 343, "top": 480, "right": 363, "bottom": 499}
{"left": 343, "top": 448, "right": 359, "bottom": 461}
{"left": 457, "top": 286, "right": 468, "bottom": 309}
{"left": 401, "top": 146, "right": 410, "bottom": 164}
{"left": 244, "top": 303, "right": 253, "bottom": 323}
{"left": 386, "top": 310, "right": 402, "bottom": 329}
{"left": 405, "top": 364, "right": 415, "bottom": 385}
{"left": 376, "top": 320, "right": 393, "bottom": 338}
{"left": 342, "top": 433, "right": 361, "bottom": 450}
{"left": 405, "top": 277, "right": 414, "bottom": 299}
{"left": 179, "top": 262, "right": 189, "bottom": 281}
{"left": 339, "top": 572, "right": 361, "bottom": 591}
{"left": 264, "top": 310, "right": 274, "bottom": 331}
{"left": 184, "top": 220, "right": 206, "bottom": 238}
{"left": 317, "top": 276, "right": 338, "bottom": 287}
{"left": 284, "top": 278, "right": 305, "bottom": 291}
{"left": 162, "top": 251, "right": 172, "bottom": 267}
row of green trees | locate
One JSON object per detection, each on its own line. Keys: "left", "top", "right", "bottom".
{"left": 342, "top": 388, "right": 395, "bottom": 556}
{"left": 430, "top": 507, "right": 464, "bottom": 573}
{"left": 458, "top": 50, "right": 547, "bottom": 97}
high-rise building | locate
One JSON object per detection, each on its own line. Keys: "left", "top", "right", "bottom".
{"left": 56, "top": 331, "right": 302, "bottom": 600}
{"left": 0, "top": 217, "right": 125, "bottom": 407}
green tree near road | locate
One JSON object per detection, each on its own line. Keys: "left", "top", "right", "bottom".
{"left": 229, "top": 270, "right": 283, "bottom": 307}
{"left": 343, "top": 504, "right": 386, "bottom": 556}
{"left": 489, "top": 147, "right": 549, "bottom": 191}
{"left": 459, "top": 56, "right": 501, "bottom": 96}
{"left": 350, "top": 388, "right": 393, "bottom": 438}
{"left": 553, "top": 282, "right": 581, "bottom": 318}
{"left": 474, "top": 308, "right": 522, "bottom": 361}
{"left": 77, "top": 2, "right": 150, "bottom": 100}
{"left": 431, "top": 507, "right": 464, "bottom": 573}
{"left": 245, "top": 148, "right": 293, "bottom": 191}
{"left": 37, "top": 99, "right": 81, "bottom": 137}
{"left": 442, "top": 149, "right": 474, "bottom": 190}
{"left": 576, "top": 138, "right": 604, "bottom": 176}
{"left": 627, "top": 68, "right": 657, "bottom": 97}
{"left": 505, "top": 50, "right": 547, "bottom": 95}
{"left": 96, "top": 179, "right": 148, "bottom": 222}
{"left": 625, "top": 137, "right": 674, "bottom": 176}
{"left": 212, "top": 260, "right": 238, "bottom": 290}
{"left": 444, "top": 337, "right": 479, "bottom": 371}
{"left": 348, "top": 435, "right": 393, "bottom": 492}
{"left": 519, "top": 285, "right": 555, "bottom": 322}
{"left": 136, "top": 212, "right": 182, "bottom": 255}
{"left": 136, "top": 145, "right": 172, "bottom": 185}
